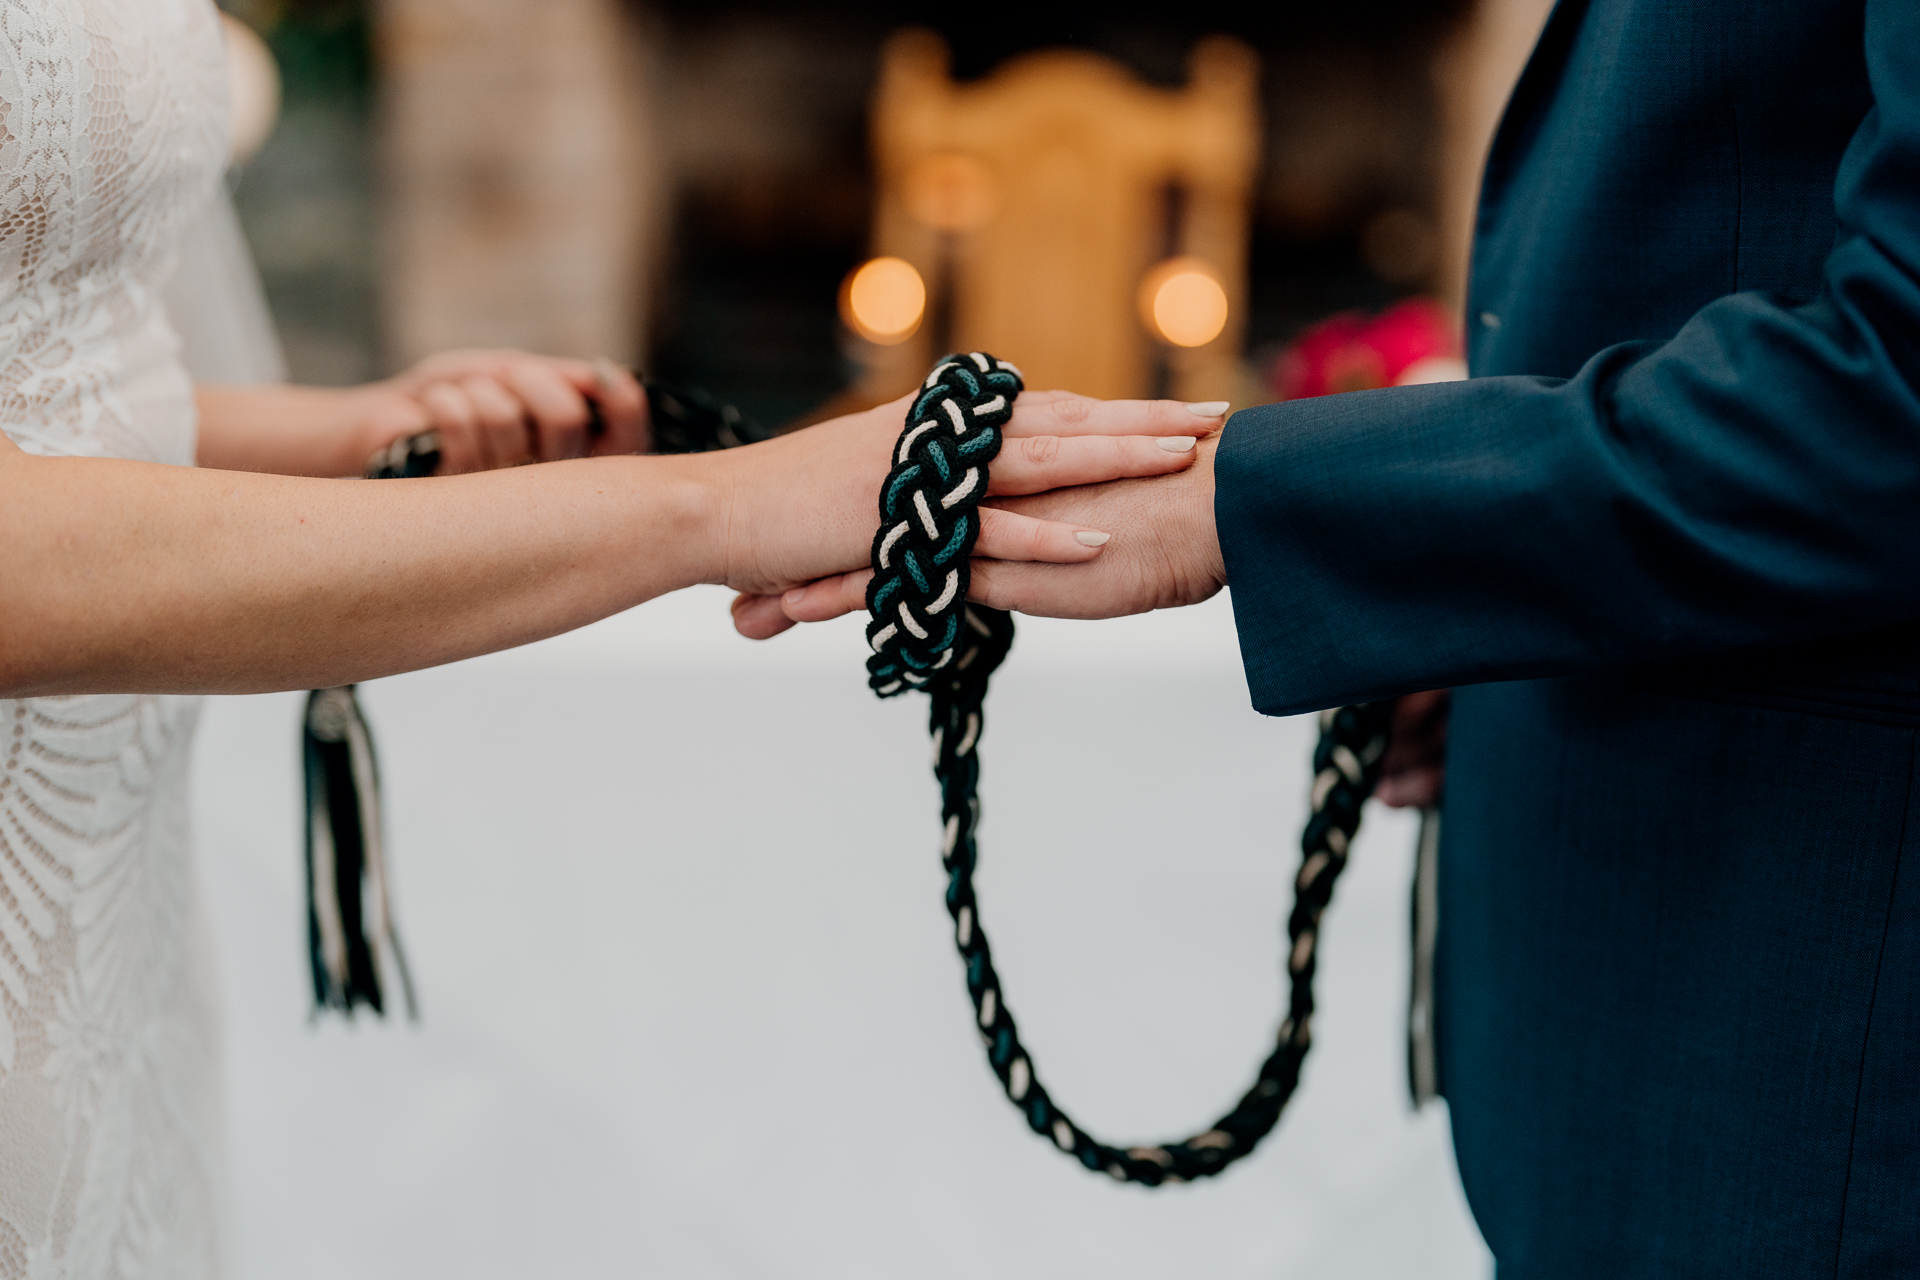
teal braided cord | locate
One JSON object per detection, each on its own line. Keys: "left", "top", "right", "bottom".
{"left": 864, "top": 353, "right": 1022, "bottom": 696}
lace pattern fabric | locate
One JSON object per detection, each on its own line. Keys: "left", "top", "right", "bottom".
{"left": 0, "top": 0, "right": 224, "bottom": 465}
{"left": 0, "top": 2, "right": 230, "bottom": 1276}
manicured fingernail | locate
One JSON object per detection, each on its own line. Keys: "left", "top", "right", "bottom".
{"left": 1156, "top": 435, "right": 1197, "bottom": 452}
{"left": 1074, "top": 530, "right": 1111, "bottom": 547}
{"left": 1186, "top": 401, "right": 1230, "bottom": 417}
{"left": 783, "top": 586, "right": 807, "bottom": 604}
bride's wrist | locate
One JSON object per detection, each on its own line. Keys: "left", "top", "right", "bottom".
{"left": 639, "top": 449, "right": 740, "bottom": 591}
{"left": 331, "top": 384, "right": 418, "bottom": 475}
{"left": 194, "top": 383, "right": 395, "bottom": 477}
{"left": 261, "top": 382, "right": 400, "bottom": 477}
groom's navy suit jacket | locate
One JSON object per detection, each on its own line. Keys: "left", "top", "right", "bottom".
{"left": 1217, "top": 1, "right": 1919, "bottom": 1274}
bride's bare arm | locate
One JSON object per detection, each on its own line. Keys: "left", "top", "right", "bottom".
{"left": 0, "top": 391, "right": 1211, "bottom": 697}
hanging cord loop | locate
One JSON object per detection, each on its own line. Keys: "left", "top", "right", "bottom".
{"left": 869, "top": 353, "right": 1395, "bottom": 1184}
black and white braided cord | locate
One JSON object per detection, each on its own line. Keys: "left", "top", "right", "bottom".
{"left": 865, "top": 353, "right": 1021, "bottom": 695}
{"left": 869, "top": 353, "right": 1395, "bottom": 1184}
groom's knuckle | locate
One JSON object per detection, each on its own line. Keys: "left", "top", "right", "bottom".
{"left": 970, "top": 567, "right": 1009, "bottom": 610}
{"left": 1016, "top": 434, "right": 1060, "bottom": 467}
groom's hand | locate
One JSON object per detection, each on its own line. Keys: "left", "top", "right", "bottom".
{"left": 721, "top": 392, "right": 1223, "bottom": 636}
{"left": 1376, "top": 689, "right": 1450, "bottom": 808}
{"left": 972, "top": 434, "right": 1226, "bottom": 617}
{"left": 760, "top": 433, "right": 1226, "bottom": 633}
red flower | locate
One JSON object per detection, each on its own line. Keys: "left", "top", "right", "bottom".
{"left": 1269, "top": 297, "right": 1465, "bottom": 400}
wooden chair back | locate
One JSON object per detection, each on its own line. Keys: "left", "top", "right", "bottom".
{"left": 859, "top": 31, "right": 1260, "bottom": 403}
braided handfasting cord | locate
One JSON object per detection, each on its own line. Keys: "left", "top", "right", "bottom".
{"left": 867, "top": 352, "right": 1396, "bottom": 1184}
{"left": 864, "top": 354, "right": 1019, "bottom": 691}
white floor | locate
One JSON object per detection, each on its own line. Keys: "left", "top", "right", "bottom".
{"left": 191, "top": 587, "right": 1492, "bottom": 1280}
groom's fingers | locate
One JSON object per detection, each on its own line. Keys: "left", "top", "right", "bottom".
{"left": 986, "top": 432, "right": 1196, "bottom": 496}
{"left": 779, "top": 573, "right": 870, "bottom": 623}
{"left": 1005, "top": 390, "right": 1228, "bottom": 439}
{"left": 776, "top": 507, "right": 1111, "bottom": 626}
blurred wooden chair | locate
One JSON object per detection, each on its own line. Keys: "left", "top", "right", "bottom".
{"left": 849, "top": 31, "right": 1260, "bottom": 405}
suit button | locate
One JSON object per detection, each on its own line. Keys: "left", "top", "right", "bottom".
{"left": 1479, "top": 311, "right": 1502, "bottom": 330}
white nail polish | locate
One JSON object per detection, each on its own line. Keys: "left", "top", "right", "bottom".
{"left": 1156, "top": 435, "right": 1197, "bottom": 452}
{"left": 1185, "top": 401, "right": 1231, "bottom": 417}
{"left": 1074, "top": 530, "right": 1111, "bottom": 547}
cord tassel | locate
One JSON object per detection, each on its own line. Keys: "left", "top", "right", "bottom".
{"left": 311, "top": 375, "right": 763, "bottom": 1021}
{"left": 303, "top": 686, "right": 417, "bottom": 1020}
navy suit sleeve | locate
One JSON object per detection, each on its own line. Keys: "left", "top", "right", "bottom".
{"left": 1219, "top": 2, "right": 1920, "bottom": 717}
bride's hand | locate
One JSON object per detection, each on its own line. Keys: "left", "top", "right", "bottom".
{"left": 195, "top": 353, "right": 645, "bottom": 479}
{"left": 374, "top": 348, "right": 647, "bottom": 472}
{"left": 712, "top": 391, "right": 1225, "bottom": 637}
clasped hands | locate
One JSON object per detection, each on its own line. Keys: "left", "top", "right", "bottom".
{"left": 248, "top": 354, "right": 1231, "bottom": 628}
{"left": 722, "top": 387, "right": 1445, "bottom": 810}
{"left": 203, "top": 347, "right": 1225, "bottom": 610}
{"left": 726, "top": 389, "right": 1231, "bottom": 640}
{"left": 202, "top": 354, "right": 1442, "bottom": 806}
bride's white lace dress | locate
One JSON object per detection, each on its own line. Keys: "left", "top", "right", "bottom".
{"left": 0, "top": 0, "right": 230, "bottom": 1275}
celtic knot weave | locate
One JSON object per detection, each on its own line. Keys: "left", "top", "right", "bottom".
{"left": 865, "top": 353, "right": 1023, "bottom": 695}
{"left": 866, "top": 355, "right": 1398, "bottom": 1186}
